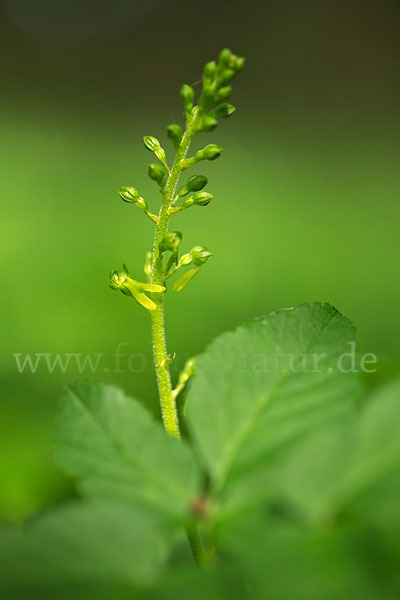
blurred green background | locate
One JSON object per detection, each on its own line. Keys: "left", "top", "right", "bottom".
{"left": 0, "top": 0, "right": 399, "bottom": 522}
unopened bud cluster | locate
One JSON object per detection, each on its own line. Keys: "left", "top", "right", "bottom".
{"left": 172, "top": 245, "right": 212, "bottom": 291}
{"left": 112, "top": 49, "right": 243, "bottom": 306}
{"left": 119, "top": 186, "right": 147, "bottom": 211}
{"left": 159, "top": 231, "right": 182, "bottom": 253}
{"left": 183, "top": 191, "right": 213, "bottom": 208}
{"left": 197, "top": 49, "right": 244, "bottom": 133}
{"left": 148, "top": 163, "right": 167, "bottom": 188}
{"left": 119, "top": 186, "right": 157, "bottom": 223}
{"left": 143, "top": 136, "right": 168, "bottom": 171}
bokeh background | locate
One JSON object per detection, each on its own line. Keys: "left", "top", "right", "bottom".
{"left": 1, "top": 0, "right": 399, "bottom": 523}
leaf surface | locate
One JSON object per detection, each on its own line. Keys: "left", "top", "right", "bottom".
{"left": 0, "top": 500, "right": 166, "bottom": 595}
{"left": 219, "top": 510, "right": 381, "bottom": 600}
{"left": 186, "top": 303, "right": 362, "bottom": 497}
{"left": 278, "top": 379, "right": 400, "bottom": 521}
{"left": 54, "top": 381, "right": 200, "bottom": 519}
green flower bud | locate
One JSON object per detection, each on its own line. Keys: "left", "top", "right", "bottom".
{"left": 203, "top": 60, "right": 217, "bottom": 82}
{"left": 216, "top": 86, "right": 232, "bottom": 102}
{"left": 200, "top": 115, "right": 218, "bottom": 132}
{"left": 198, "top": 144, "right": 223, "bottom": 161}
{"left": 177, "top": 185, "right": 189, "bottom": 198}
{"left": 178, "top": 174, "right": 207, "bottom": 197}
{"left": 143, "top": 135, "right": 166, "bottom": 164}
{"left": 159, "top": 231, "right": 182, "bottom": 253}
{"left": 143, "top": 135, "right": 160, "bottom": 152}
{"left": 219, "top": 49, "right": 244, "bottom": 71}
{"left": 181, "top": 143, "right": 223, "bottom": 169}
{"left": 119, "top": 186, "right": 147, "bottom": 210}
{"left": 200, "top": 86, "right": 216, "bottom": 108}
{"left": 180, "top": 84, "right": 195, "bottom": 109}
{"left": 214, "top": 103, "right": 236, "bottom": 118}
{"left": 155, "top": 147, "right": 166, "bottom": 164}
{"left": 178, "top": 253, "right": 193, "bottom": 267}
{"left": 148, "top": 163, "right": 167, "bottom": 187}
{"left": 182, "top": 197, "right": 194, "bottom": 208}
{"left": 186, "top": 175, "right": 208, "bottom": 192}
{"left": 218, "top": 48, "right": 233, "bottom": 67}
{"left": 119, "top": 187, "right": 147, "bottom": 211}
{"left": 235, "top": 56, "right": 245, "bottom": 72}
{"left": 192, "top": 191, "right": 213, "bottom": 206}
{"left": 136, "top": 197, "right": 148, "bottom": 211}
{"left": 167, "top": 124, "right": 182, "bottom": 148}
{"left": 119, "top": 186, "right": 140, "bottom": 203}
{"left": 190, "top": 246, "right": 212, "bottom": 265}
{"left": 220, "top": 68, "right": 235, "bottom": 84}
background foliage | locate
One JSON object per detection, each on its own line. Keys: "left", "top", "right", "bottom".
{"left": 0, "top": 0, "right": 399, "bottom": 526}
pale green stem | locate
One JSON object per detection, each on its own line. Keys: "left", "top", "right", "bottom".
{"left": 164, "top": 263, "right": 180, "bottom": 281}
{"left": 149, "top": 111, "right": 199, "bottom": 437}
{"left": 185, "top": 522, "right": 207, "bottom": 566}
{"left": 149, "top": 109, "right": 208, "bottom": 565}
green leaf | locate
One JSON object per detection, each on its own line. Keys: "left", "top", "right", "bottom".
{"left": 142, "top": 562, "right": 249, "bottom": 600}
{"left": 278, "top": 379, "right": 400, "bottom": 522}
{"left": 53, "top": 381, "right": 200, "bottom": 520}
{"left": 219, "top": 509, "right": 382, "bottom": 600}
{"left": 186, "top": 303, "right": 362, "bottom": 501}
{"left": 0, "top": 500, "right": 166, "bottom": 595}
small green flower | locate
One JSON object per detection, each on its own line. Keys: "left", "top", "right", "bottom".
{"left": 220, "top": 68, "right": 235, "bottom": 84}
{"left": 218, "top": 48, "right": 245, "bottom": 72}
{"left": 215, "top": 86, "right": 232, "bottom": 103}
{"left": 143, "top": 136, "right": 161, "bottom": 153}
{"left": 203, "top": 60, "right": 217, "bottom": 81}
{"left": 110, "top": 264, "right": 165, "bottom": 311}
{"left": 178, "top": 175, "right": 208, "bottom": 197}
{"left": 119, "top": 186, "right": 142, "bottom": 204}
{"left": 159, "top": 231, "right": 182, "bottom": 253}
{"left": 187, "top": 175, "right": 208, "bottom": 192}
{"left": 200, "top": 144, "right": 223, "bottom": 161}
{"left": 148, "top": 163, "right": 167, "bottom": 187}
{"left": 213, "top": 103, "right": 236, "bottom": 118}
{"left": 143, "top": 136, "right": 168, "bottom": 169}
{"left": 180, "top": 84, "right": 195, "bottom": 111}
{"left": 190, "top": 246, "right": 212, "bottom": 265}
{"left": 235, "top": 56, "right": 246, "bottom": 72}
{"left": 192, "top": 191, "right": 213, "bottom": 206}
{"left": 166, "top": 124, "right": 182, "bottom": 149}
{"left": 199, "top": 115, "right": 218, "bottom": 132}
{"left": 181, "top": 144, "right": 223, "bottom": 169}
{"left": 218, "top": 48, "right": 232, "bottom": 67}
{"left": 178, "top": 253, "right": 193, "bottom": 267}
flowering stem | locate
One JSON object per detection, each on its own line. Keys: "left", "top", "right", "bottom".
{"left": 149, "top": 109, "right": 208, "bottom": 565}
{"left": 112, "top": 49, "right": 244, "bottom": 568}
{"left": 150, "top": 111, "right": 200, "bottom": 438}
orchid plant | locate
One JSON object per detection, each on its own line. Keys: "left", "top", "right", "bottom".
{"left": 2, "top": 50, "right": 400, "bottom": 600}
{"left": 110, "top": 48, "right": 244, "bottom": 441}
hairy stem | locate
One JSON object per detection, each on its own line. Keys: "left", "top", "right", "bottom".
{"left": 149, "top": 110, "right": 207, "bottom": 565}
{"left": 185, "top": 523, "right": 207, "bottom": 566}
{"left": 150, "top": 111, "right": 199, "bottom": 437}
